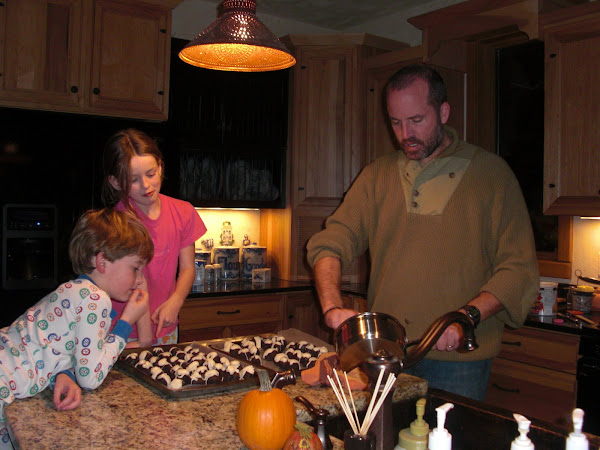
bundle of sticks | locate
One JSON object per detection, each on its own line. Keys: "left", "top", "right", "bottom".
{"left": 327, "top": 368, "right": 396, "bottom": 437}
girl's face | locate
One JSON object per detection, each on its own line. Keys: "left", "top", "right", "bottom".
{"left": 127, "top": 155, "right": 162, "bottom": 209}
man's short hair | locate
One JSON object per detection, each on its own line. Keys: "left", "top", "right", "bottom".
{"left": 385, "top": 64, "right": 447, "bottom": 110}
{"left": 69, "top": 208, "right": 154, "bottom": 275}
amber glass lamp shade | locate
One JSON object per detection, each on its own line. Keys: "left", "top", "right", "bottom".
{"left": 179, "top": 0, "right": 296, "bottom": 72}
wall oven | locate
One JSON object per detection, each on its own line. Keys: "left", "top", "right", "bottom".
{"left": 2, "top": 204, "right": 58, "bottom": 290}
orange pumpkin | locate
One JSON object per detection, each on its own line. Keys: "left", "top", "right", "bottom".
{"left": 236, "top": 369, "right": 296, "bottom": 450}
{"left": 283, "top": 422, "right": 323, "bottom": 450}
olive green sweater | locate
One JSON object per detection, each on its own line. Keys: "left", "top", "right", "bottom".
{"left": 307, "top": 128, "right": 540, "bottom": 361}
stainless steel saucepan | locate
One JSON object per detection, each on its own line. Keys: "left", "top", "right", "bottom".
{"left": 334, "top": 311, "right": 478, "bottom": 372}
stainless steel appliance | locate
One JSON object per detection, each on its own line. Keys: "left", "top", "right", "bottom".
{"left": 2, "top": 204, "right": 57, "bottom": 289}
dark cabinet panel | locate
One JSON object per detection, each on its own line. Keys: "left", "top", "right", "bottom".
{"left": 169, "top": 39, "right": 289, "bottom": 208}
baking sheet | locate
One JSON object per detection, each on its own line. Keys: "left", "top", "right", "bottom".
{"left": 205, "top": 331, "right": 332, "bottom": 374}
{"left": 117, "top": 342, "right": 274, "bottom": 398}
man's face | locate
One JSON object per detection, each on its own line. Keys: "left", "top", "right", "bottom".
{"left": 386, "top": 79, "right": 449, "bottom": 164}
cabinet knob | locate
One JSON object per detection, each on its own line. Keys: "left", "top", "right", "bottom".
{"left": 548, "top": 183, "right": 555, "bottom": 188}
{"left": 549, "top": 53, "right": 557, "bottom": 59}
{"left": 93, "top": 87, "right": 100, "bottom": 95}
{"left": 70, "top": 86, "right": 78, "bottom": 93}
{"left": 288, "top": 314, "right": 295, "bottom": 319}
{"left": 301, "top": 65, "right": 307, "bottom": 70}
{"left": 157, "top": 91, "right": 164, "bottom": 95}
{"left": 298, "top": 186, "right": 304, "bottom": 191}
{"left": 160, "top": 28, "right": 166, "bottom": 34}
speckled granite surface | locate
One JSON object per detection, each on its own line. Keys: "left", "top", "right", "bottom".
{"left": 6, "top": 367, "right": 427, "bottom": 449}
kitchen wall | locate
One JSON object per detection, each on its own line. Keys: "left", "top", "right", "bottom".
{"left": 557, "top": 217, "right": 600, "bottom": 285}
{"left": 194, "top": 208, "right": 261, "bottom": 252}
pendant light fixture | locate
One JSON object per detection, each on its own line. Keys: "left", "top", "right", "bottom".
{"left": 179, "top": 0, "right": 296, "bottom": 72}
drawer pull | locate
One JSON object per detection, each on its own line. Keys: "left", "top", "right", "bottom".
{"left": 492, "top": 383, "right": 520, "bottom": 394}
{"left": 217, "top": 309, "right": 241, "bottom": 315}
{"left": 501, "top": 340, "right": 522, "bottom": 346}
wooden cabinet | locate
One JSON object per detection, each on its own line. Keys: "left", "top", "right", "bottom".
{"left": 342, "top": 294, "right": 368, "bottom": 313}
{"left": 0, "top": 0, "right": 84, "bottom": 109}
{"left": 86, "top": 0, "right": 172, "bottom": 119}
{"left": 0, "top": 0, "right": 178, "bottom": 120}
{"left": 285, "top": 291, "right": 331, "bottom": 344}
{"left": 280, "top": 34, "right": 407, "bottom": 282}
{"left": 485, "top": 326, "right": 580, "bottom": 426}
{"left": 541, "top": 2, "right": 600, "bottom": 215}
{"left": 178, "top": 294, "right": 284, "bottom": 342}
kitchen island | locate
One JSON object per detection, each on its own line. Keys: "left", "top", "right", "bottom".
{"left": 5, "top": 366, "right": 427, "bottom": 449}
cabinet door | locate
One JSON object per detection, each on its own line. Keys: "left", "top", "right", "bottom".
{"left": 290, "top": 45, "right": 361, "bottom": 208}
{"left": 88, "top": 0, "right": 170, "bottom": 120}
{"left": 0, "top": 0, "right": 84, "bottom": 110}
{"left": 543, "top": 3, "right": 600, "bottom": 215}
{"left": 285, "top": 291, "right": 331, "bottom": 344}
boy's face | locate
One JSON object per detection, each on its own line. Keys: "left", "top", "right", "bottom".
{"left": 103, "top": 254, "right": 146, "bottom": 302}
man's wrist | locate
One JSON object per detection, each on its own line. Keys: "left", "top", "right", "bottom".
{"left": 460, "top": 304, "right": 481, "bottom": 328}
{"left": 323, "top": 305, "right": 343, "bottom": 316}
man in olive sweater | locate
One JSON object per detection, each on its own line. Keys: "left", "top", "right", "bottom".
{"left": 306, "top": 64, "right": 539, "bottom": 401}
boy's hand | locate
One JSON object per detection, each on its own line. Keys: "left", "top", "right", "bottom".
{"left": 53, "top": 373, "right": 82, "bottom": 411}
{"left": 120, "top": 289, "right": 149, "bottom": 325}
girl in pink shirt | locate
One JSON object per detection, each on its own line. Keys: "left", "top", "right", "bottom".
{"left": 101, "top": 129, "right": 207, "bottom": 345}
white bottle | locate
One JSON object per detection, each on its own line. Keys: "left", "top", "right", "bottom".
{"left": 566, "top": 408, "right": 588, "bottom": 450}
{"left": 428, "top": 403, "right": 453, "bottom": 450}
{"left": 511, "top": 414, "right": 534, "bottom": 449}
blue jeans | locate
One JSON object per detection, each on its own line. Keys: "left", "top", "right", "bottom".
{"left": 403, "top": 358, "right": 492, "bottom": 402}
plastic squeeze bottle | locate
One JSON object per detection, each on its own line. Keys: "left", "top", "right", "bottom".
{"left": 395, "top": 398, "right": 429, "bottom": 450}
{"left": 566, "top": 408, "right": 588, "bottom": 450}
{"left": 428, "top": 402, "right": 454, "bottom": 450}
{"left": 511, "top": 413, "right": 534, "bottom": 449}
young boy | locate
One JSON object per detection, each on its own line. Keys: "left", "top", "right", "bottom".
{"left": 0, "top": 208, "right": 153, "bottom": 448}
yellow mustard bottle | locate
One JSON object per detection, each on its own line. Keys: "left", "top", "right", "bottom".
{"left": 395, "top": 398, "right": 429, "bottom": 450}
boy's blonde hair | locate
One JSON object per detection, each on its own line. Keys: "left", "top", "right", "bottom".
{"left": 69, "top": 208, "right": 154, "bottom": 275}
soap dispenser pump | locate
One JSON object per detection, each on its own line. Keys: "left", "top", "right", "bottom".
{"left": 428, "top": 402, "right": 453, "bottom": 450}
{"left": 511, "top": 413, "right": 534, "bottom": 449}
{"left": 566, "top": 408, "right": 588, "bottom": 450}
{"left": 395, "top": 398, "right": 429, "bottom": 450}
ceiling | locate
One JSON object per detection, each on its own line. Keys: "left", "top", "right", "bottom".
{"left": 174, "top": 0, "right": 467, "bottom": 45}
{"left": 194, "top": 0, "right": 465, "bottom": 31}
{"left": 253, "top": 0, "right": 442, "bottom": 29}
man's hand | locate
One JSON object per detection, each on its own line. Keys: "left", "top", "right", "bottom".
{"left": 324, "top": 307, "right": 359, "bottom": 330}
{"left": 433, "top": 323, "right": 463, "bottom": 352}
{"left": 53, "top": 373, "right": 82, "bottom": 411}
{"left": 120, "top": 289, "right": 149, "bottom": 325}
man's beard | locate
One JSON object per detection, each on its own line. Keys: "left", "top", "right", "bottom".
{"left": 399, "top": 122, "right": 446, "bottom": 161}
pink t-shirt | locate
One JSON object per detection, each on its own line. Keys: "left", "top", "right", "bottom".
{"left": 112, "top": 194, "right": 207, "bottom": 340}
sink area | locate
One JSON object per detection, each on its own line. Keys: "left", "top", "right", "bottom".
{"left": 324, "top": 389, "right": 600, "bottom": 450}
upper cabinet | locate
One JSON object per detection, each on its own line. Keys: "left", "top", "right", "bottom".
{"left": 0, "top": 0, "right": 180, "bottom": 121}
{"left": 542, "top": 2, "right": 600, "bottom": 215}
{"left": 283, "top": 34, "right": 408, "bottom": 210}
{"left": 0, "top": 0, "right": 85, "bottom": 110}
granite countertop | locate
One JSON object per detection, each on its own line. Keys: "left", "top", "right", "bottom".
{"left": 6, "top": 367, "right": 427, "bottom": 449}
